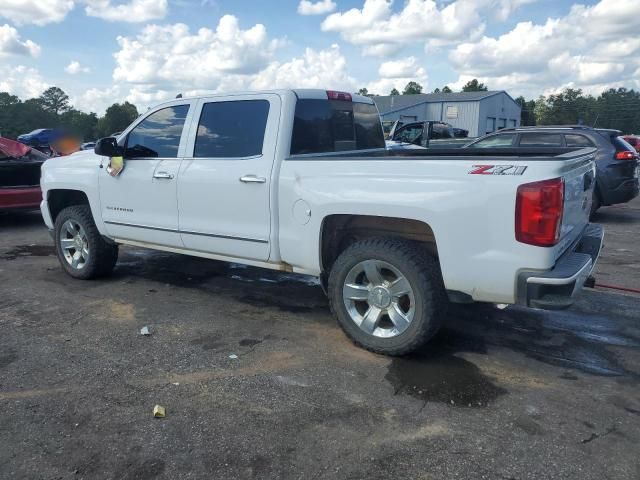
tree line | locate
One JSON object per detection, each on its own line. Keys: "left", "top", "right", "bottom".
{"left": 358, "top": 79, "right": 640, "bottom": 134}
{"left": 0, "top": 87, "right": 139, "bottom": 141}
{"left": 2, "top": 81, "right": 639, "bottom": 141}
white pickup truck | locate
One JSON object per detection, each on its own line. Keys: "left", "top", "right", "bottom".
{"left": 40, "top": 89, "right": 603, "bottom": 355}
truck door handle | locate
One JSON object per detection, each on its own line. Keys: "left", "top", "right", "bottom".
{"left": 239, "top": 175, "right": 266, "bottom": 184}
{"left": 153, "top": 171, "right": 174, "bottom": 180}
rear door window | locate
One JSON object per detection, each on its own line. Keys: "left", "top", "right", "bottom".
{"left": 471, "top": 134, "right": 515, "bottom": 148}
{"left": 194, "top": 100, "right": 270, "bottom": 158}
{"left": 290, "top": 99, "right": 384, "bottom": 155}
{"left": 125, "top": 105, "right": 189, "bottom": 158}
{"left": 565, "top": 134, "right": 594, "bottom": 147}
{"left": 518, "top": 133, "right": 563, "bottom": 147}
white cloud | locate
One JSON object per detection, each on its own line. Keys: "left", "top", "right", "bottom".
{"left": 378, "top": 56, "right": 423, "bottom": 78}
{"left": 298, "top": 0, "right": 336, "bottom": 15}
{"left": 448, "top": 0, "right": 640, "bottom": 97}
{"left": 367, "top": 56, "right": 428, "bottom": 95}
{"left": 108, "top": 16, "right": 358, "bottom": 111}
{"left": 0, "top": 0, "right": 74, "bottom": 26}
{"left": 321, "top": 0, "right": 532, "bottom": 57}
{"left": 113, "top": 16, "right": 282, "bottom": 87}
{"left": 250, "top": 44, "right": 356, "bottom": 91}
{"left": 72, "top": 85, "right": 122, "bottom": 114}
{"left": 65, "top": 60, "right": 91, "bottom": 74}
{"left": 83, "top": 0, "right": 167, "bottom": 22}
{"left": 493, "top": 0, "right": 536, "bottom": 22}
{"left": 0, "top": 24, "right": 40, "bottom": 57}
{"left": 0, "top": 65, "right": 48, "bottom": 99}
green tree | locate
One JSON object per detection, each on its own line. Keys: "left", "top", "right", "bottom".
{"left": 442, "top": 86, "right": 452, "bottom": 93}
{"left": 0, "top": 92, "right": 19, "bottom": 107}
{"left": 432, "top": 88, "right": 440, "bottom": 93}
{"left": 594, "top": 88, "right": 640, "bottom": 133}
{"left": 402, "top": 81, "right": 423, "bottom": 95}
{"left": 59, "top": 109, "right": 99, "bottom": 141}
{"left": 389, "top": 88, "right": 400, "bottom": 96}
{"left": 357, "top": 87, "right": 375, "bottom": 98}
{"left": 0, "top": 90, "right": 142, "bottom": 142}
{"left": 38, "top": 87, "right": 71, "bottom": 116}
{"left": 534, "top": 88, "right": 598, "bottom": 126}
{"left": 461, "top": 79, "right": 488, "bottom": 92}
{"left": 515, "top": 96, "right": 536, "bottom": 126}
{"left": 534, "top": 95, "right": 552, "bottom": 125}
{"left": 95, "top": 102, "right": 139, "bottom": 138}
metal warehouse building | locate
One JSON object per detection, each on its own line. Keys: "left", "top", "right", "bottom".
{"left": 374, "top": 91, "right": 522, "bottom": 137}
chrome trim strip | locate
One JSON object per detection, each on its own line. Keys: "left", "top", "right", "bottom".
{"left": 104, "top": 220, "right": 269, "bottom": 244}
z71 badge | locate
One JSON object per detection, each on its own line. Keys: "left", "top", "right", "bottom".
{"left": 469, "top": 165, "right": 528, "bottom": 175}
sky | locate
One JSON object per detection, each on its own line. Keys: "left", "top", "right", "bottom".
{"left": 0, "top": 0, "right": 638, "bottom": 114}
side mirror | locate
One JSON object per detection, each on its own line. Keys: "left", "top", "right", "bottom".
{"left": 94, "top": 137, "right": 123, "bottom": 157}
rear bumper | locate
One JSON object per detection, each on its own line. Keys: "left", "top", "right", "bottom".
{"left": 517, "top": 224, "right": 604, "bottom": 310}
{"left": 0, "top": 186, "right": 41, "bottom": 211}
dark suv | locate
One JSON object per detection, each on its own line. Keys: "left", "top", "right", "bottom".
{"left": 465, "top": 126, "right": 639, "bottom": 215}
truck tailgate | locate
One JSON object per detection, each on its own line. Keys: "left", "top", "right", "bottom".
{"left": 554, "top": 149, "right": 597, "bottom": 257}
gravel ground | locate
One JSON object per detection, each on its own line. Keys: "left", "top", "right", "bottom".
{"left": 0, "top": 198, "right": 639, "bottom": 480}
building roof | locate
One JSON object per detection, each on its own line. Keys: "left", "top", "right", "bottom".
{"left": 374, "top": 91, "right": 513, "bottom": 115}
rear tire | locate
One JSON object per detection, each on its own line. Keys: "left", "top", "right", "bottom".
{"left": 54, "top": 205, "right": 118, "bottom": 279}
{"left": 328, "top": 237, "right": 447, "bottom": 356}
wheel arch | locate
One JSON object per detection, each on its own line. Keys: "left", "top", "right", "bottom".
{"left": 47, "top": 189, "right": 90, "bottom": 223}
{"left": 319, "top": 214, "right": 440, "bottom": 277}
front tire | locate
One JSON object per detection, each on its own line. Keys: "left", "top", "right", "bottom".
{"left": 54, "top": 205, "right": 118, "bottom": 279}
{"left": 328, "top": 237, "right": 447, "bottom": 356}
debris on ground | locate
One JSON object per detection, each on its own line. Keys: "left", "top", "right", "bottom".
{"left": 228, "top": 354, "right": 239, "bottom": 359}
{"left": 140, "top": 326, "right": 151, "bottom": 336}
{"left": 153, "top": 405, "right": 166, "bottom": 418}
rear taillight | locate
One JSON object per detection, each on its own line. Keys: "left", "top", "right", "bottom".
{"left": 515, "top": 177, "right": 564, "bottom": 247}
{"left": 615, "top": 151, "right": 636, "bottom": 160}
{"left": 326, "top": 90, "right": 352, "bottom": 101}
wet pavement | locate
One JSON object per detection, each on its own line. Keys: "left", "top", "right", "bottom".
{"left": 0, "top": 199, "right": 639, "bottom": 479}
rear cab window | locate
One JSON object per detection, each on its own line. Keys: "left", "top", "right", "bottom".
{"left": 290, "top": 99, "right": 385, "bottom": 155}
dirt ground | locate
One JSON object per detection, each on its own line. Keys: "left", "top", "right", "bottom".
{"left": 1, "top": 199, "right": 639, "bottom": 480}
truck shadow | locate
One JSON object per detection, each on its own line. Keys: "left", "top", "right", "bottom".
{"left": 0, "top": 210, "right": 44, "bottom": 228}
{"left": 112, "top": 248, "right": 640, "bottom": 384}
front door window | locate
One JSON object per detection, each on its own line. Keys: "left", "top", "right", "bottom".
{"left": 125, "top": 105, "right": 190, "bottom": 158}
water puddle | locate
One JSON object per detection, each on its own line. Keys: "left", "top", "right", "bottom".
{"left": 446, "top": 304, "right": 639, "bottom": 378}
{"left": 386, "top": 329, "right": 507, "bottom": 408}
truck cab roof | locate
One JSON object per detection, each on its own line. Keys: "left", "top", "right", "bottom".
{"left": 148, "top": 89, "right": 375, "bottom": 111}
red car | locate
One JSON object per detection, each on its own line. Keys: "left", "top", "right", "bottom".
{"left": 0, "top": 137, "right": 47, "bottom": 211}
{"left": 623, "top": 135, "right": 640, "bottom": 154}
